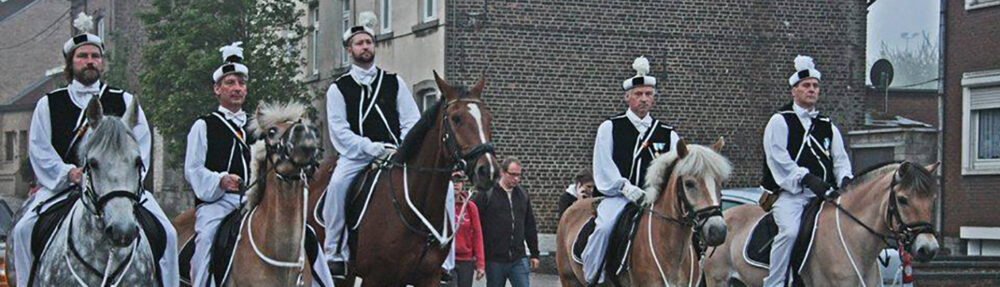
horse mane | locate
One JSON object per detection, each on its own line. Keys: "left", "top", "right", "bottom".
{"left": 397, "top": 85, "right": 471, "bottom": 163}
{"left": 78, "top": 116, "right": 138, "bottom": 164}
{"left": 243, "top": 101, "right": 309, "bottom": 212}
{"left": 643, "top": 144, "right": 732, "bottom": 205}
{"left": 840, "top": 161, "right": 934, "bottom": 196}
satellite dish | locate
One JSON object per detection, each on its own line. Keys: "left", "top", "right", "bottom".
{"left": 871, "top": 59, "right": 894, "bottom": 90}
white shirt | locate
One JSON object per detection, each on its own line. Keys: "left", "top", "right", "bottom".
{"left": 762, "top": 103, "right": 852, "bottom": 194}
{"left": 183, "top": 106, "right": 247, "bottom": 202}
{"left": 592, "top": 109, "right": 680, "bottom": 197}
{"left": 325, "top": 64, "right": 421, "bottom": 160}
{"left": 28, "top": 80, "right": 152, "bottom": 192}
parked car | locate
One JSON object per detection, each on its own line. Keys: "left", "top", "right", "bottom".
{"left": 721, "top": 188, "right": 909, "bottom": 286}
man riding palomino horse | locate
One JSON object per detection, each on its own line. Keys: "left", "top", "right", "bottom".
{"left": 182, "top": 42, "right": 334, "bottom": 286}
{"left": 759, "top": 55, "right": 853, "bottom": 287}
{"left": 581, "top": 55, "right": 685, "bottom": 285}
{"left": 9, "top": 12, "right": 178, "bottom": 287}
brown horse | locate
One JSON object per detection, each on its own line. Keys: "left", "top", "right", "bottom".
{"left": 557, "top": 138, "right": 732, "bottom": 286}
{"left": 173, "top": 101, "right": 324, "bottom": 286}
{"left": 311, "top": 72, "right": 500, "bottom": 286}
{"left": 702, "top": 161, "right": 940, "bottom": 287}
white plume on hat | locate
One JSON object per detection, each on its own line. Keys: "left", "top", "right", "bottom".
{"left": 359, "top": 11, "right": 378, "bottom": 30}
{"left": 73, "top": 12, "right": 94, "bottom": 33}
{"left": 219, "top": 41, "right": 244, "bottom": 63}
{"left": 788, "top": 54, "right": 822, "bottom": 86}
{"left": 632, "top": 56, "right": 650, "bottom": 76}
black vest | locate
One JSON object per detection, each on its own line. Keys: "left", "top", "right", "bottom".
{"left": 608, "top": 113, "right": 674, "bottom": 189}
{"left": 46, "top": 85, "right": 126, "bottom": 165}
{"left": 200, "top": 112, "right": 252, "bottom": 186}
{"left": 335, "top": 69, "right": 402, "bottom": 145}
{"left": 760, "top": 102, "right": 837, "bottom": 193}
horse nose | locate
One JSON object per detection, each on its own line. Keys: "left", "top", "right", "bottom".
{"left": 702, "top": 216, "right": 727, "bottom": 246}
{"left": 914, "top": 245, "right": 938, "bottom": 262}
{"left": 105, "top": 224, "right": 139, "bottom": 247}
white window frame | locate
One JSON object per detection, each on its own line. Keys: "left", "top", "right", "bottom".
{"left": 420, "top": 90, "right": 439, "bottom": 112}
{"left": 967, "top": 0, "right": 1000, "bottom": 10}
{"left": 380, "top": 0, "right": 392, "bottom": 34}
{"left": 422, "top": 0, "right": 437, "bottom": 22}
{"left": 961, "top": 69, "right": 1000, "bottom": 175}
{"left": 311, "top": 7, "right": 320, "bottom": 75}
{"left": 97, "top": 17, "right": 105, "bottom": 40}
{"left": 341, "top": 0, "right": 350, "bottom": 66}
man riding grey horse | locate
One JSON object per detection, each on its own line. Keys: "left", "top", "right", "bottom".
{"left": 760, "top": 55, "right": 853, "bottom": 287}
{"left": 582, "top": 56, "right": 681, "bottom": 284}
{"left": 12, "top": 12, "right": 178, "bottom": 287}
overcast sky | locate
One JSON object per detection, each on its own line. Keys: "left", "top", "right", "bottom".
{"left": 866, "top": 0, "right": 940, "bottom": 89}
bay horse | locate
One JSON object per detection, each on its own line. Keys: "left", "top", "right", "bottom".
{"left": 9, "top": 96, "right": 158, "bottom": 286}
{"left": 314, "top": 72, "right": 499, "bottom": 286}
{"left": 702, "top": 161, "right": 940, "bottom": 287}
{"left": 557, "top": 138, "right": 732, "bottom": 286}
{"left": 172, "top": 101, "right": 325, "bottom": 286}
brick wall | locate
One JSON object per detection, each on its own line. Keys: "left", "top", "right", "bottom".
{"left": 446, "top": 0, "right": 867, "bottom": 232}
{"left": 863, "top": 88, "right": 940, "bottom": 127}
{"left": 941, "top": 1, "right": 1000, "bottom": 237}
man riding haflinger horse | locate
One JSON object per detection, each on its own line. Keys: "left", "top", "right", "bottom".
{"left": 176, "top": 42, "right": 334, "bottom": 286}
{"left": 8, "top": 12, "right": 178, "bottom": 287}
{"left": 558, "top": 56, "right": 729, "bottom": 286}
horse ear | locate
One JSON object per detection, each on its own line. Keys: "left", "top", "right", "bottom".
{"left": 710, "top": 136, "right": 725, "bottom": 152}
{"left": 896, "top": 161, "right": 911, "bottom": 182}
{"left": 676, "top": 138, "right": 689, "bottom": 158}
{"left": 122, "top": 96, "right": 140, "bottom": 129}
{"left": 85, "top": 96, "right": 103, "bottom": 128}
{"left": 433, "top": 70, "right": 455, "bottom": 101}
{"left": 470, "top": 76, "right": 486, "bottom": 98}
{"left": 924, "top": 162, "right": 941, "bottom": 174}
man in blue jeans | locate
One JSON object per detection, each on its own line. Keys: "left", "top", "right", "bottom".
{"left": 472, "top": 157, "right": 540, "bottom": 287}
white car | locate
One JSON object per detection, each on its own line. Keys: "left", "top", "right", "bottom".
{"left": 721, "top": 188, "right": 909, "bottom": 286}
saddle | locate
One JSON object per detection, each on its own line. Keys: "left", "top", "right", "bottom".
{"left": 743, "top": 198, "right": 824, "bottom": 287}
{"left": 179, "top": 207, "right": 326, "bottom": 286}
{"left": 571, "top": 199, "right": 643, "bottom": 285}
{"left": 29, "top": 188, "right": 167, "bottom": 286}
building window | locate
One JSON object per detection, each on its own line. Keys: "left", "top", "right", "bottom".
{"left": 422, "top": 0, "right": 437, "bottom": 22}
{"left": 97, "top": 17, "right": 106, "bottom": 40}
{"left": 962, "top": 70, "right": 1000, "bottom": 175}
{"left": 418, "top": 88, "right": 438, "bottom": 112}
{"left": 341, "top": 0, "right": 351, "bottom": 66}
{"left": 19, "top": 130, "right": 27, "bottom": 160}
{"left": 311, "top": 7, "right": 320, "bottom": 75}
{"left": 967, "top": 0, "right": 1000, "bottom": 10}
{"left": 380, "top": 0, "right": 392, "bottom": 34}
{"left": 5, "top": 131, "right": 14, "bottom": 162}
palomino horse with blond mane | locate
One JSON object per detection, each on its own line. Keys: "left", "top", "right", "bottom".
{"left": 702, "top": 161, "right": 940, "bottom": 286}
{"left": 173, "top": 101, "right": 327, "bottom": 286}
{"left": 557, "top": 138, "right": 732, "bottom": 286}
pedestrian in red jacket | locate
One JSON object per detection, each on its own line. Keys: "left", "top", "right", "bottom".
{"left": 449, "top": 179, "right": 486, "bottom": 287}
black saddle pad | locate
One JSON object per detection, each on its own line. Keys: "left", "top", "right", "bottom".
{"left": 744, "top": 198, "right": 823, "bottom": 286}
{"left": 179, "top": 209, "right": 244, "bottom": 286}
{"left": 571, "top": 200, "right": 643, "bottom": 284}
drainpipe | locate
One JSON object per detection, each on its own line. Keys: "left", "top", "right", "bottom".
{"left": 935, "top": 0, "right": 946, "bottom": 234}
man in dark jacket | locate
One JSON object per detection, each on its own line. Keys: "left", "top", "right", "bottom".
{"left": 472, "top": 157, "right": 540, "bottom": 287}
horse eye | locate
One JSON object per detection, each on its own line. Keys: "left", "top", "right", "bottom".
{"left": 898, "top": 196, "right": 909, "bottom": 206}
{"left": 268, "top": 127, "right": 278, "bottom": 136}
{"left": 684, "top": 180, "right": 697, "bottom": 190}
{"left": 88, "top": 159, "right": 99, "bottom": 169}
{"left": 452, "top": 116, "right": 461, "bottom": 124}
{"left": 135, "top": 156, "right": 143, "bottom": 167}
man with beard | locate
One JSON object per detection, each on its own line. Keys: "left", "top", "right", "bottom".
{"left": 12, "top": 12, "right": 179, "bottom": 287}
{"left": 322, "top": 11, "right": 423, "bottom": 278}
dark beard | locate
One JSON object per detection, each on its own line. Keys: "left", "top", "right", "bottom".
{"left": 353, "top": 52, "right": 374, "bottom": 65}
{"left": 74, "top": 67, "right": 101, "bottom": 86}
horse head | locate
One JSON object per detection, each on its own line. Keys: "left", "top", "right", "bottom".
{"left": 433, "top": 71, "right": 500, "bottom": 191}
{"left": 253, "top": 101, "right": 322, "bottom": 178}
{"left": 78, "top": 96, "right": 144, "bottom": 247}
{"left": 645, "top": 137, "right": 732, "bottom": 247}
{"left": 886, "top": 161, "right": 940, "bottom": 262}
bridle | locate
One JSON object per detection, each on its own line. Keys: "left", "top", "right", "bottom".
{"left": 649, "top": 161, "right": 724, "bottom": 254}
{"left": 262, "top": 119, "right": 322, "bottom": 182}
{"left": 79, "top": 159, "right": 145, "bottom": 218}
{"left": 439, "top": 98, "right": 495, "bottom": 175}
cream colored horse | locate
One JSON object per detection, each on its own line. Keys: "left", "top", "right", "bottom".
{"left": 557, "top": 138, "right": 732, "bottom": 286}
{"left": 703, "top": 162, "right": 940, "bottom": 287}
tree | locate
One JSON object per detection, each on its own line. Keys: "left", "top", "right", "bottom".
{"left": 878, "top": 30, "right": 939, "bottom": 90}
{"left": 138, "top": 0, "right": 308, "bottom": 165}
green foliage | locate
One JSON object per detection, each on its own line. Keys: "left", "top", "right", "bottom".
{"left": 138, "top": 0, "right": 309, "bottom": 166}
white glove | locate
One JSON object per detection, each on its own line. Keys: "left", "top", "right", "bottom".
{"left": 622, "top": 185, "right": 647, "bottom": 206}
{"left": 364, "top": 141, "right": 386, "bottom": 158}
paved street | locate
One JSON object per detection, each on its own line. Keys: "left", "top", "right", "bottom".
{"left": 353, "top": 272, "right": 561, "bottom": 286}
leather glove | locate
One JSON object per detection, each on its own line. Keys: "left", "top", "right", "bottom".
{"left": 622, "top": 185, "right": 648, "bottom": 206}
{"left": 839, "top": 176, "right": 853, "bottom": 189}
{"left": 801, "top": 174, "right": 833, "bottom": 199}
